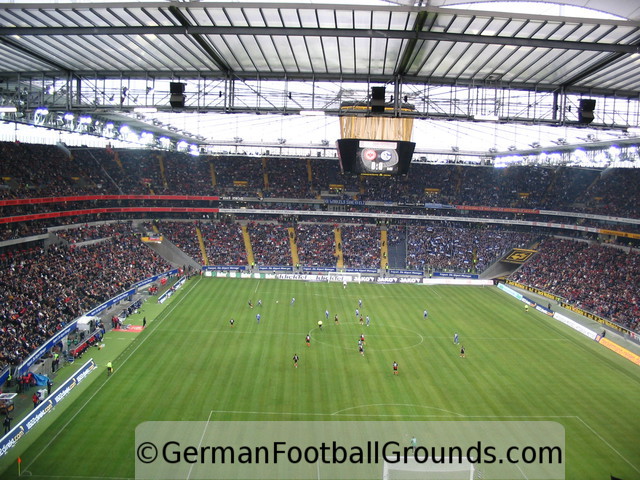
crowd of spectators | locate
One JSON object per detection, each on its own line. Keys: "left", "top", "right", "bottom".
{"left": 1, "top": 142, "right": 640, "bottom": 223}
{"left": 295, "top": 223, "right": 336, "bottom": 267}
{"left": 200, "top": 221, "right": 248, "bottom": 266}
{"left": 54, "top": 222, "right": 131, "bottom": 244}
{"left": 0, "top": 226, "right": 171, "bottom": 370}
{"left": 0, "top": 142, "right": 93, "bottom": 199}
{"left": 510, "top": 238, "right": 640, "bottom": 333}
{"left": 340, "top": 225, "right": 380, "bottom": 269}
{"left": 0, "top": 140, "right": 638, "bottom": 364}
{"left": 247, "top": 222, "right": 292, "bottom": 266}
{"left": 309, "top": 158, "right": 359, "bottom": 194}
{"left": 146, "top": 220, "right": 204, "bottom": 264}
{"left": 212, "top": 156, "right": 264, "bottom": 196}
{"left": 263, "top": 158, "right": 315, "bottom": 199}
{"left": 575, "top": 168, "right": 640, "bottom": 218}
{"left": 404, "top": 223, "right": 537, "bottom": 273}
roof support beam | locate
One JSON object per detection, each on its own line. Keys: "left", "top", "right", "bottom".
{"left": 0, "top": 37, "right": 72, "bottom": 73}
{"left": 166, "top": 6, "right": 232, "bottom": 75}
{"left": 395, "top": 10, "right": 430, "bottom": 76}
{"left": 1, "top": 26, "right": 639, "bottom": 54}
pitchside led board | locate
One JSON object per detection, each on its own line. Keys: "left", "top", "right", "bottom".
{"left": 336, "top": 139, "right": 416, "bottom": 176}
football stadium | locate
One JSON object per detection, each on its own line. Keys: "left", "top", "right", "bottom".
{"left": 0, "top": 1, "right": 639, "bottom": 479}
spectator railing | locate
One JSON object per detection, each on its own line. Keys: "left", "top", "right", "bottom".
{"left": 15, "top": 269, "right": 178, "bottom": 377}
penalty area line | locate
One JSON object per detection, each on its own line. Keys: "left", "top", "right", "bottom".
{"left": 575, "top": 415, "right": 640, "bottom": 475}
{"left": 20, "top": 476, "right": 134, "bottom": 479}
{"left": 186, "top": 410, "right": 214, "bottom": 480}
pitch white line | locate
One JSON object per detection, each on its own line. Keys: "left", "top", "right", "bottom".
{"left": 458, "top": 415, "right": 577, "bottom": 419}
{"left": 208, "top": 410, "right": 458, "bottom": 418}
{"left": 515, "top": 461, "right": 530, "bottom": 480}
{"left": 206, "top": 409, "right": 582, "bottom": 420}
{"left": 575, "top": 415, "right": 640, "bottom": 475}
{"left": 186, "top": 410, "right": 214, "bottom": 480}
{"left": 331, "top": 404, "right": 465, "bottom": 417}
{"left": 22, "top": 476, "right": 133, "bottom": 479}
{"left": 23, "top": 277, "right": 202, "bottom": 474}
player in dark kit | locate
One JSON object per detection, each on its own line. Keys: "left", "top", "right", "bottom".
{"left": 293, "top": 353, "right": 299, "bottom": 367}
{"left": 393, "top": 361, "right": 398, "bottom": 375}
{"left": 229, "top": 318, "right": 235, "bottom": 327}
{"left": 460, "top": 345, "right": 465, "bottom": 358}
{"left": 306, "top": 334, "right": 310, "bottom": 347}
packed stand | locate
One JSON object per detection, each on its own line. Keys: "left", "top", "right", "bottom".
{"left": 0, "top": 142, "right": 637, "bottom": 221}
{"left": 309, "top": 158, "right": 360, "bottom": 193}
{"left": 148, "top": 220, "right": 204, "bottom": 265}
{"left": 263, "top": 158, "right": 314, "bottom": 198}
{"left": 161, "top": 152, "right": 214, "bottom": 195}
{"left": 0, "top": 228, "right": 171, "bottom": 369}
{"left": 539, "top": 167, "right": 599, "bottom": 210}
{"left": 510, "top": 237, "right": 640, "bottom": 333}
{"left": 199, "top": 221, "right": 248, "bottom": 266}
{"left": 54, "top": 221, "right": 131, "bottom": 244}
{"left": 247, "top": 222, "right": 292, "bottom": 266}
{"left": 341, "top": 224, "right": 380, "bottom": 269}
{"left": 295, "top": 223, "right": 336, "bottom": 268}
{"left": 212, "top": 156, "right": 264, "bottom": 195}
{"left": 405, "top": 223, "right": 537, "bottom": 273}
{"left": 0, "top": 142, "right": 98, "bottom": 199}
{"left": 575, "top": 168, "right": 640, "bottom": 218}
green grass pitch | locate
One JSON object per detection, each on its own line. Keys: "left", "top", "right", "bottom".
{"left": 1, "top": 277, "right": 639, "bottom": 479}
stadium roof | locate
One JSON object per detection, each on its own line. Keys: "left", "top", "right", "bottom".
{"left": 1, "top": 0, "right": 640, "bottom": 165}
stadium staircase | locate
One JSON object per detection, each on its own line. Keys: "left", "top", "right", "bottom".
{"left": 386, "top": 228, "right": 407, "bottom": 269}
{"left": 241, "top": 225, "right": 255, "bottom": 266}
{"left": 306, "top": 159, "right": 313, "bottom": 184}
{"left": 113, "top": 151, "right": 124, "bottom": 171}
{"left": 541, "top": 167, "right": 560, "bottom": 205}
{"left": 334, "top": 227, "right": 344, "bottom": 268}
{"left": 454, "top": 166, "right": 463, "bottom": 193}
{"left": 195, "top": 225, "right": 209, "bottom": 265}
{"left": 144, "top": 236, "right": 201, "bottom": 271}
{"left": 132, "top": 220, "right": 201, "bottom": 271}
{"left": 288, "top": 227, "right": 300, "bottom": 266}
{"left": 157, "top": 153, "right": 169, "bottom": 189}
{"left": 209, "top": 161, "right": 217, "bottom": 187}
{"left": 380, "top": 229, "right": 389, "bottom": 270}
{"left": 262, "top": 158, "right": 269, "bottom": 190}
{"left": 479, "top": 242, "right": 540, "bottom": 280}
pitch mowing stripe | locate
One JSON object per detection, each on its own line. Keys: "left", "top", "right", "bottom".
{"left": 185, "top": 409, "right": 214, "bottom": 480}
{"left": 576, "top": 416, "right": 640, "bottom": 475}
{"left": 20, "top": 277, "right": 203, "bottom": 476}
{"left": 6, "top": 280, "right": 640, "bottom": 480}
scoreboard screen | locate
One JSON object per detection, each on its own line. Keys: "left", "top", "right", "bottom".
{"left": 337, "top": 139, "right": 415, "bottom": 176}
